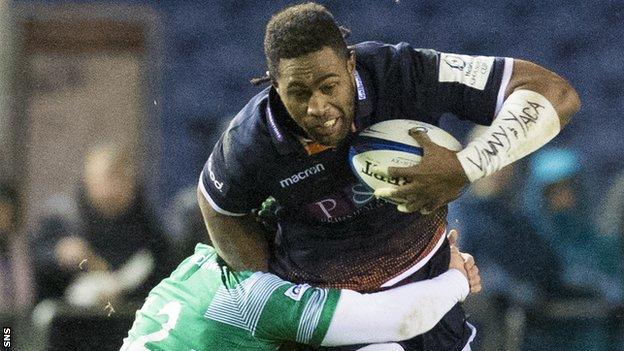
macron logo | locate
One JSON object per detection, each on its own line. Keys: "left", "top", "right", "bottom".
{"left": 279, "top": 163, "right": 325, "bottom": 188}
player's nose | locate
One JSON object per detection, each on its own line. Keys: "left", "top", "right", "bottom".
{"left": 307, "top": 91, "right": 328, "bottom": 118}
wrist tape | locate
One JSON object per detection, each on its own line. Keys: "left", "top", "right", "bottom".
{"left": 457, "top": 89, "right": 561, "bottom": 182}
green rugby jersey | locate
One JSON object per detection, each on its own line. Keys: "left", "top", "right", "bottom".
{"left": 121, "top": 244, "right": 340, "bottom": 350}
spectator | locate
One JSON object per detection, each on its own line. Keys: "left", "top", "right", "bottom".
{"left": 450, "top": 128, "right": 563, "bottom": 350}
{"left": 522, "top": 147, "right": 622, "bottom": 299}
{"left": 0, "top": 181, "right": 33, "bottom": 313}
{"left": 29, "top": 143, "right": 173, "bottom": 308}
{"left": 452, "top": 129, "right": 563, "bottom": 308}
{"left": 519, "top": 147, "right": 622, "bottom": 351}
{"left": 597, "top": 171, "right": 624, "bottom": 242}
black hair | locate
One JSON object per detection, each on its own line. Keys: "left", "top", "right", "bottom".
{"left": 252, "top": 2, "right": 350, "bottom": 86}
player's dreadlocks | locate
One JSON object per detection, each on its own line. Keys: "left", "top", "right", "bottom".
{"left": 251, "top": 2, "right": 350, "bottom": 86}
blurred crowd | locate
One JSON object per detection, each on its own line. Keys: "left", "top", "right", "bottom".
{"left": 1, "top": 1, "right": 620, "bottom": 350}
{"left": 449, "top": 129, "right": 624, "bottom": 350}
{"left": 0, "top": 142, "right": 209, "bottom": 350}
{"left": 2, "top": 136, "right": 624, "bottom": 350}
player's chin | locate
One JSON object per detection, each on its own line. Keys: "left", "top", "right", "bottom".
{"left": 314, "top": 126, "right": 350, "bottom": 146}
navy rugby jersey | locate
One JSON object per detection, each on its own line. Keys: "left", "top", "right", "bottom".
{"left": 201, "top": 41, "right": 512, "bottom": 292}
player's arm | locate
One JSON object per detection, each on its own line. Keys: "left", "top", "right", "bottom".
{"left": 255, "top": 243, "right": 480, "bottom": 346}
{"left": 502, "top": 59, "right": 579, "bottom": 126}
{"left": 198, "top": 130, "right": 270, "bottom": 271}
{"left": 197, "top": 187, "right": 268, "bottom": 271}
{"left": 378, "top": 57, "right": 580, "bottom": 213}
{"left": 321, "top": 246, "right": 477, "bottom": 346}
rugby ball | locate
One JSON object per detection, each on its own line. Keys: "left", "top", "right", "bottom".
{"left": 348, "top": 120, "right": 461, "bottom": 200}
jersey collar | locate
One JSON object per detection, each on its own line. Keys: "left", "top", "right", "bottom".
{"left": 352, "top": 69, "right": 373, "bottom": 132}
{"left": 265, "top": 69, "right": 374, "bottom": 155}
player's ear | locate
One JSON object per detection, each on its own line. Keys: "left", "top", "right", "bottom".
{"left": 268, "top": 68, "right": 279, "bottom": 90}
{"left": 346, "top": 50, "right": 356, "bottom": 74}
{"left": 271, "top": 74, "right": 279, "bottom": 91}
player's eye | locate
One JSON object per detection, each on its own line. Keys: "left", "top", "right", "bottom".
{"left": 320, "top": 83, "right": 338, "bottom": 95}
{"left": 289, "top": 90, "right": 310, "bottom": 101}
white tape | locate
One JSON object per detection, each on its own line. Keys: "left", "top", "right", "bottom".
{"left": 457, "top": 89, "right": 561, "bottom": 182}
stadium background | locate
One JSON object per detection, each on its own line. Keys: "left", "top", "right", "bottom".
{"left": 0, "top": 0, "right": 623, "bottom": 350}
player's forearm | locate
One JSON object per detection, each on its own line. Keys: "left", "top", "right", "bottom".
{"left": 505, "top": 59, "right": 580, "bottom": 126}
{"left": 456, "top": 60, "right": 580, "bottom": 182}
{"left": 197, "top": 187, "right": 269, "bottom": 271}
{"left": 321, "top": 269, "right": 469, "bottom": 346}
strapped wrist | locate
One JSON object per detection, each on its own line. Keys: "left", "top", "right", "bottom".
{"left": 457, "top": 89, "right": 560, "bottom": 182}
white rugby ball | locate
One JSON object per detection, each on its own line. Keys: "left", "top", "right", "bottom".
{"left": 348, "top": 120, "right": 461, "bottom": 200}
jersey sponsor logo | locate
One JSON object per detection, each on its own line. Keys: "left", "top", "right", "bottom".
{"left": 284, "top": 284, "right": 311, "bottom": 301}
{"left": 279, "top": 163, "right": 326, "bottom": 188}
{"left": 305, "top": 183, "right": 390, "bottom": 222}
{"left": 352, "top": 182, "right": 375, "bottom": 205}
{"left": 314, "top": 199, "right": 337, "bottom": 218}
{"left": 208, "top": 157, "right": 224, "bottom": 192}
{"left": 438, "top": 53, "right": 494, "bottom": 90}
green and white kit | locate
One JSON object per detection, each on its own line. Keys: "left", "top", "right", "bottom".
{"left": 121, "top": 244, "right": 468, "bottom": 350}
{"left": 121, "top": 244, "right": 339, "bottom": 350}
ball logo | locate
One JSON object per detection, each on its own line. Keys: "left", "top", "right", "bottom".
{"left": 444, "top": 55, "right": 466, "bottom": 70}
{"left": 361, "top": 160, "right": 409, "bottom": 186}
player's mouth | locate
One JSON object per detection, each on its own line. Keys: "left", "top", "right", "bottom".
{"left": 313, "top": 117, "right": 342, "bottom": 138}
{"left": 323, "top": 118, "right": 339, "bottom": 128}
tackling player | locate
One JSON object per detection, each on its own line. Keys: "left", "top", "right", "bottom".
{"left": 121, "top": 232, "right": 480, "bottom": 350}
{"left": 198, "top": 3, "right": 580, "bottom": 350}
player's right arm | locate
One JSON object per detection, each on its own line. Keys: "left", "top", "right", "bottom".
{"left": 197, "top": 128, "right": 271, "bottom": 271}
{"left": 197, "top": 187, "right": 268, "bottom": 271}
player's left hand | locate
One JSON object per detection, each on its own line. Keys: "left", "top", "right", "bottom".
{"left": 375, "top": 129, "right": 469, "bottom": 214}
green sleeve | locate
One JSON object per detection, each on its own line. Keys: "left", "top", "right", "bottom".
{"left": 254, "top": 281, "right": 341, "bottom": 346}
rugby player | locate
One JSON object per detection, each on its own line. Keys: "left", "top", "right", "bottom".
{"left": 120, "top": 233, "right": 480, "bottom": 350}
{"left": 198, "top": 3, "right": 580, "bottom": 350}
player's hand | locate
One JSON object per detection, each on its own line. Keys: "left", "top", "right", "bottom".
{"left": 449, "top": 245, "right": 468, "bottom": 277}
{"left": 374, "top": 129, "right": 469, "bottom": 214}
{"left": 56, "top": 236, "right": 90, "bottom": 269}
{"left": 447, "top": 229, "right": 481, "bottom": 294}
{"left": 461, "top": 251, "right": 482, "bottom": 294}
{"left": 65, "top": 271, "right": 122, "bottom": 307}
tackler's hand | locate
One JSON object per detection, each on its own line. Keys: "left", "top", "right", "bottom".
{"left": 375, "top": 129, "right": 469, "bottom": 214}
{"left": 447, "top": 229, "right": 482, "bottom": 295}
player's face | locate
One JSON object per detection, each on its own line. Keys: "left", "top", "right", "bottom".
{"left": 274, "top": 46, "right": 356, "bottom": 146}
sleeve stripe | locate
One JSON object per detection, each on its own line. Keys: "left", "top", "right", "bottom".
{"left": 495, "top": 57, "right": 514, "bottom": 116}
{"left": 245, "top": 274, "right": 288, "bottom": 333}
{"left": 205, "top": 272, "right": 287, "bottom": 333}
{"left": 296, "top": 289, "right": 328, "bottom": 344}
{"left": 198, "top": 171, "right": 246, "bottom": 217}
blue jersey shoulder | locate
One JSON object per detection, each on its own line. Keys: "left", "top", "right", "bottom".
{"left": 223, "top": 87, "right": 273, "bottom": 155}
